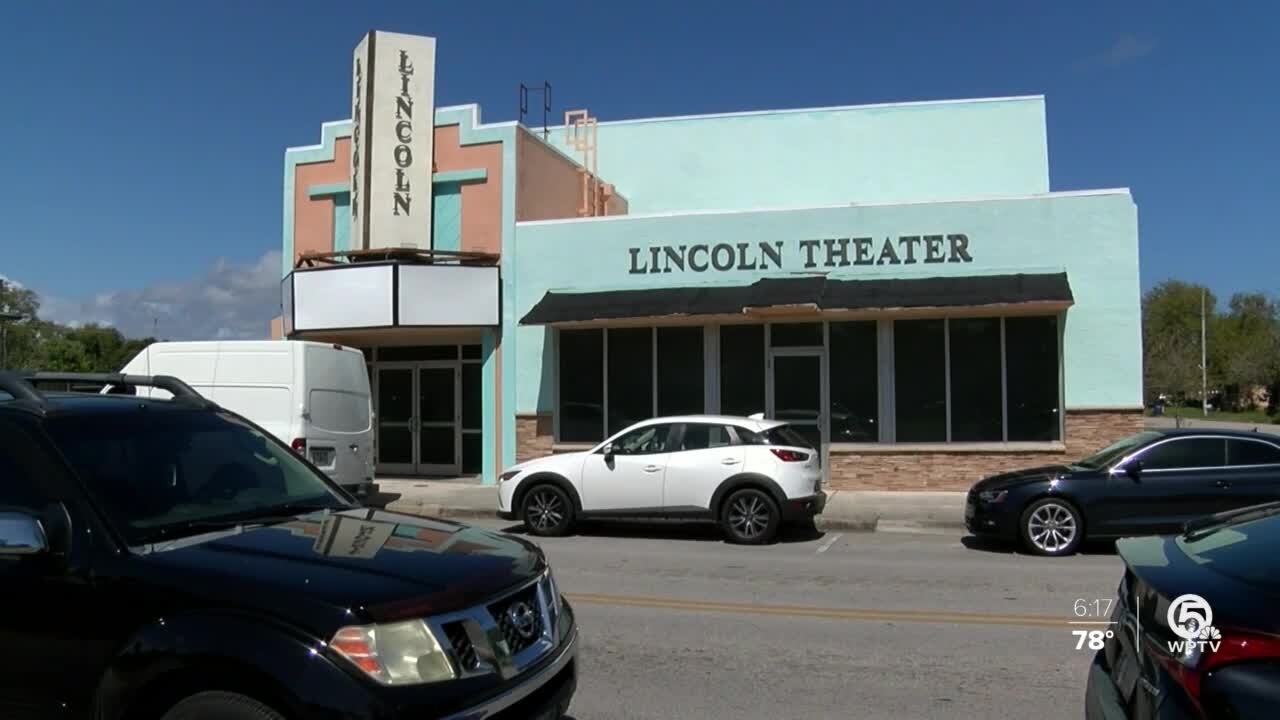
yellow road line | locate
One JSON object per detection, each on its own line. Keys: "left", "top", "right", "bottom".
{"left": 565, "top": 592, "right": 1070, "bottom": 629}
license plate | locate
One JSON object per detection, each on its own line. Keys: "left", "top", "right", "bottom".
{"left": 310, "top": 447, "right": 336, "bottom": 467}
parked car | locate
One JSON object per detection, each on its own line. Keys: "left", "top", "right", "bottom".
{"left": 1085, "top": 502, "right": 1280, "bottom": 718}
{"left": 116, "top": 340, "right": 376, "bottom": 497}
{"left": 965, "top": 428, "right": 1280, "bottom": 555}
{"left": 497, "top": 414, "right": 826, "bottom": 544}
{"left": 0, "top": 372, "right": 577, "bottom": 720}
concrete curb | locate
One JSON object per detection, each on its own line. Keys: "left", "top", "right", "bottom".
{"left": 380, "top": 501, "right": 968, "bottom": 534}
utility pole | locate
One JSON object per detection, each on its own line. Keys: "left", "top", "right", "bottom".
{"left": 1201, "top": 288, "right": 1208, "bottom": 417}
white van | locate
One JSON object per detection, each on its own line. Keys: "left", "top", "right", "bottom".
{"left": 117, "top": 340, "right": 375, "bottom": 497}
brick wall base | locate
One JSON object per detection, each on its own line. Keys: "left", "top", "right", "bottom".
{"left": 514, "top": 409, "right": 1145, "bottom": 492}
{"left": 516, "top": 413, "right": 555, "bottom": 462}
{"left": 827, "top": 409, "right": 1145, "bottom": 491}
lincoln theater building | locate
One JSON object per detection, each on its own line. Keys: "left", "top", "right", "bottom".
{"left": 278, "top": 30, "right": 1144, "bottom": 490}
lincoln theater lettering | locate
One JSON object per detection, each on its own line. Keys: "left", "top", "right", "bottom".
{"left": 627, "top": 235, "right": 973, "bottom": 274}
{"left": 392, "top": 50, "right": 415, "bottom": 216}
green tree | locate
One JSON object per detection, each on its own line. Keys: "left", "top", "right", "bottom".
{"left": 0, "top": 278, "right": 41, "bottom": 370}
{"left": 1213, "top": 293, "right": 1280, "bottom": 409}
{"left": 1142, "top": 281, "right": 1215, "bottom": 406}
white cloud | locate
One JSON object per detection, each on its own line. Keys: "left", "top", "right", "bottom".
{"left": 37, "top": 251, "right": 283, "bottom": 341}
{"left": 1076, "top": 33, "right": 1157, "bottom": 69}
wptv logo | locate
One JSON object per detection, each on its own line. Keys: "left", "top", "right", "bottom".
{"left": 1166, "top": 594, "right": 1223, "bottom": 654}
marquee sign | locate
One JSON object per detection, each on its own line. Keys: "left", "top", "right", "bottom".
{"left": 627, "top": 235, "right": 974, "bottom": 274}
{"left": 351, "top": 31, "right": 437, "bottom": 251}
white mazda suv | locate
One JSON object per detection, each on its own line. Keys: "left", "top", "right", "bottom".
{"left": 496, "top": 415, "right": 826, "bottom": 544}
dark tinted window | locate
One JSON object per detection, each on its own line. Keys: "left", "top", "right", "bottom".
{"left": 379, "top": 345, "right": 457, "bottom": 361}
{"left": 737, "top": 424, "right": 814, "bottom": 449}
{"left": 828, "top": 321, "right": 878, "bottom": 443}
{"left": 677, "top": 424, "right": 733, "bottom": 451}
{"left": 719, "top": 325, "right": 764, "bottom": 417}
{"left": 1138, "top": 438, "right": 1226, "bottom": 470}
{"left": 610, "top": 423, "right": 674, "bottom": 455}
{"left": 1227, "top": 439, "right": 1280, "bottom": 466}
{"left": 949, "top": 318, "right": 1003, "bottom": 442}
{"left": 0, "top": 418, "right": 49, "bottom": 511}
{"left": 46, "top": 410, "right": 348, "bottom": 545}
{"left": 462, "top": 363, "right": 481, "bottom": 431}
{"left": 656, "top": 327, "right": 704, "bottom": 416}
{"left": 606, "top": 328, "right": 654, "bottom": 435}
{"left": 558, "top": 329, "right": 604, "bottom": 442}
{"left": 769, "top": 322, "right": 823, "bottom": 347}
{"left": 894, "top": 319, "right": 946, "bottom": 442}
{"left": 1005, "top": 316, "right": 1061, "bottom": 442}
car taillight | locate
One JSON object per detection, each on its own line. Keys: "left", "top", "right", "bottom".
{"left": 771, "top": 448, "right": 809, "bottom": 462}
{"left": 1157, "top": 626, "right": 1280, "bottom": 711}
{"left": 291, "top": 437, "right": 306, "bottom": 454}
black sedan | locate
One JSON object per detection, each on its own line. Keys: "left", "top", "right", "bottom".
{"left": 1085, "top": 502, "right": 1280, "bottom": 718}
{"left": 965, "top": 428, "right": 1280, "bottom": 556}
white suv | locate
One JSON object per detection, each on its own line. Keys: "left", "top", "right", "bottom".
{"left": 497, "top": 415, "right": 826, "bottom": 544}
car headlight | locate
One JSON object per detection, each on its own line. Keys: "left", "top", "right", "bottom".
{"left": 978, "top": 490, "right": 1008, "bottom": 503}
{"left": 500, "top": 470, "right": 521, "bottom": 482}
{"left": 545, "top": 566, "right": 562, "bottom": 615}
{"left": 329, "top": 620, "right": 455, "bottom": 685}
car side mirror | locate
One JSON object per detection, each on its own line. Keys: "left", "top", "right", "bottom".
{"left": 601, "top": 442, "right": 614, "bottom": 458}
{"left": 1124, "top": 460, "right": 1143, "bottom": 481}
{"left": 0, "top": 512, "right": 50, "bottom": 557}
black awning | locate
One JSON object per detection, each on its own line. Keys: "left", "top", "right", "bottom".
{"left": 519, "top": 272, "right": 1073, "bottom": 325}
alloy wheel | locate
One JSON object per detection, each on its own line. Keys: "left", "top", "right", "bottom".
{"left": 728, "top": 494, "right": 771, "bottom": 539}
{"left": 527, "top": 488, "right": 565, "bottom": 531}
{"left": 1026, "top": 502, "right": 1077, "bottom": 554}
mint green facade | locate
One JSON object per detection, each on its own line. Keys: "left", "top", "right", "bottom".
{"left": 541, "top": 96, "right": 1049, "bottom": 213}
{"left": 511, "top": 190, "right": 1142, "bottom": 416}
{"left": 506, "top": 94, "right": 1142, "bottom": 459}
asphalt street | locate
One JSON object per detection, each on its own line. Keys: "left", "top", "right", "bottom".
{"left": 465, "top": 518, "right": 1126, "bottom": 720}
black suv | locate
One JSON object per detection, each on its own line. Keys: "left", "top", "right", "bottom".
{"left": 0, "top": 372, "right": 577, "bottom": 720}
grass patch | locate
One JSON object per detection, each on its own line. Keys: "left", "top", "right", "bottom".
{"left": 1148, "top": 406, "right": 1277, "bottom": 424}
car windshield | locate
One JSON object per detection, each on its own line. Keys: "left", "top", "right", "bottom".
{"left": 46, "top": 408, "right": 353, "bottom": 546}
{"left": 1072, "top": 431, "right": 1162, "bottom": 470}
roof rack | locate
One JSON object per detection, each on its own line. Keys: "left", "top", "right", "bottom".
{"left": 0, "top": 371, "right": 210, "bottom": 411}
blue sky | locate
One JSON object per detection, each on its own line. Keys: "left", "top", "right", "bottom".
{"left": 1, "top": 1, "right": 1276, "bottom": 338}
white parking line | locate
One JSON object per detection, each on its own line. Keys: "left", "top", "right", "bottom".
{"left": 816, "top": 533, "right": 843, "bottom": 554}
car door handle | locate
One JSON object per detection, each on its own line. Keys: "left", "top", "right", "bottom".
{"left": 721, "top": 458, "right": 740, "bottom": 465}
{"left": 643, "top": 465, "right": 662, "bottom": 473}
{"left": 1215, "top": 479, "right": 1232, "bottom": 489}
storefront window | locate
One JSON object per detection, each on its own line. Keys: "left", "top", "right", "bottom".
{"left": 828, "top": 321, "right": 878, "bottom": 442}
{"left": 894, "top": 319, "right": 947, "bottom": 442}
{"left": 719, "top": 325, "right": 765, "bottom": 417}
{"left": 558, "top": 329, "right": 604, "bottom": 442}
{"left": 657, "top": 327, "right": 704, "bottom": 416}
{"left": 556, "top": 316, "right": 1061, "bottom": 446}
{"left": 1005, "top": 316, "right": 1061, "bottom": 441}
{"left": 948, "top": 318, "right": 1003, "bottom": 442}
{"left": 606, "top": 328, "right": 654, "bottom": 435}
{"left": 770, "top": 322, "right": 823, "bottom": 347}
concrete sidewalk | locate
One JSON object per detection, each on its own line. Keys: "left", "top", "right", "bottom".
{"left": 373, "top": 478, "right": 966, "bottom": 533}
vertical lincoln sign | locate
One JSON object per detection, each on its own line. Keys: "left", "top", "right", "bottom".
{"left": 351, "top": 31, "right": 437, "bottom": 251}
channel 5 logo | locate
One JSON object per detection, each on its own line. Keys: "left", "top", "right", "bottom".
{"left": 1166, "top": 594, "right": 1223, "bottom": 654}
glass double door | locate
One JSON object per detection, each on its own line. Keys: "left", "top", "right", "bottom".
{"left": 376, "top": 362, "right": 462, "bottom": 475}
